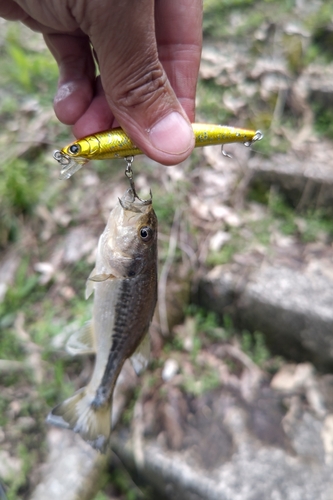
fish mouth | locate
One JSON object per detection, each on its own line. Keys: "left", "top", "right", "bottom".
{"left": 119, "top": 188, "right": 152, "bottom": 212}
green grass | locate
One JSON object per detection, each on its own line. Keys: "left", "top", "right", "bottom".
{"left": 0, "top": 158, "right": 45, "bottom": 211}
{"left": 38, "top": 358, "right": 76, "bottom": 408}
{"left": 304, "top": 2, "right": 333, "bottom": 35}
{"left": 0, "top": 395, "right": 11, "bottom": 426}
{"left": 0, "top": 258, "right": 39, "bottom": 313}
{"left": 203, "top": 0, "right": 258, "bottom": 39}
{"left": 0, "top": 156, "right": 47, "bottom": 246}
{"left": 201, "top": 0, "right": 333, "bottom": 150}
{"left": 99, "top": 457, "right": 150, "bottom": 500}
{"left": 240, "top": 330, "right": 270, "bottom": 367}
{"left": 206, "top": 239, "right": 241, "bottom": 267}
{"left": 0, "top": 22, "right": 66, "bottom": 247}
{"left": 203, "top": 0, "right": 296, "bottom": 40}
{"left": 196, "top": 80, "right": 233, "bottom": 124}
{"left": 182, "top": 366, "right": 221, "bottom": 397}
{"left": 206, "top": 188, "right": 333, "bottom": 267}
{"left": 267, "top": 191, "right": 333, "bottom": 241}
{"left": 312, "top": 102, "right": 333, "bottom": 140}
{"left": 300, "top": 211, "right": 333, "bottom": 243}
{"left": 190, "top": 306, "right": 233, "bottom": 341}
{"left": 108, "top": 473, "right": 144, "bottom": 500}
{"left": 153, "top": 190, "right": 178, "bottom": 228}
{"left": 2, "top": 25, "right": 57, "bottom": 100}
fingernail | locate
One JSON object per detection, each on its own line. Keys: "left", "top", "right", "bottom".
{"left": 149, "top": 112, "right": 194, "bottom": 155}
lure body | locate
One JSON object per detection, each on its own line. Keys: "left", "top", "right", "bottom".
{"left": 54, "top": 123, "right": 263, "bottom": 179}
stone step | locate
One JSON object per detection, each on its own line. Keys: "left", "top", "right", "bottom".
{"left": 248, "top": 140, "right": 333, "bottom": 210}
{"left": 197, "top": 261, "right": 333, "bottom": 370}
{"left": 111, "top": 361, "right": 333, "bottom": 500}
{"left": 30, "top": 361, "right": 137, "bottom": 500}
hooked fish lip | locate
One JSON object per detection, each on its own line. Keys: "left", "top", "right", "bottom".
{"left": 119, "top": 188, "right": 152, "bottom": 212}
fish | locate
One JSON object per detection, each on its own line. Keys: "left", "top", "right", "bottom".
{"left": 47, "top": 187, "right": 158, "bottom": 452}
{"left": 53, "top": 124, "right": 263, "bottom": 179}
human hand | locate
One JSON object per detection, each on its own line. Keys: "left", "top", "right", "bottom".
{"left": 0, "top": 0, "right": 203, "bottom": 165}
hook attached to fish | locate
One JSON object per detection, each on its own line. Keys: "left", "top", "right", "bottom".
{"left": 53, "top": 123, "right": 263, "bottom": 180}
{"left": 122, "top": 156, "right": 152, "bottom": 206}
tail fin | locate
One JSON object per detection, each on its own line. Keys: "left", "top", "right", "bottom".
{"left": 46, "top": 388, "right": 112, "bottom": 453}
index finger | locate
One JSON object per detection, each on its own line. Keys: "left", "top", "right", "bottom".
{"left": 155, "top": 0, "right": 203, "bottom": 121}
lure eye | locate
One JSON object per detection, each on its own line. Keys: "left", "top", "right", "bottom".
{"left": 139, "top": 226, "right": 153, "bottom": 242}
{"left": 68, "top": 144, "right": 81, "bottom": 155}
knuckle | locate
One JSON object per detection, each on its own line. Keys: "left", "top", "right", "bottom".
{"left": 114, "top": 63, "right": 168, "bottom": 109}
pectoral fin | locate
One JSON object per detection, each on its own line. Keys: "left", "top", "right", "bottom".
{"left": 85, "top": 268, "right": 117, "bottom": 300}
{"left": 66, "top": 321, "right": 95, "bottom": 356}
{"left": 89, "top": 273, "right": 117, "bottom": 282}
{"left": 85, "top": 267, "right": 96, "bottom": 299}
{"left": 130, "top": 334, "right": 150, "bottom": 375}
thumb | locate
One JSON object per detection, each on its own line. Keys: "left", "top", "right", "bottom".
{"left": 83, "top": 0, "right": 195, "bottom": 165}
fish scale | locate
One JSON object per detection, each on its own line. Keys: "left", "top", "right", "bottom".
{"left": 93, "top": 275, "right": 154, "bottom": 408}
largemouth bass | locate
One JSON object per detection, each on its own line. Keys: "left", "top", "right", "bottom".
{"left": 53, "top": 124, "right": 263, "bottom": 179}
{"left": 47, "top": 187, "right": 158, "bottom": 452}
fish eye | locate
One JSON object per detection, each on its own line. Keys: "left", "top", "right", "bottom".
{"left": 139, "top": 226, "right": 153, "bottom": 242}
{"left": 68, "top": 144, "right": 81, "bottom": 155}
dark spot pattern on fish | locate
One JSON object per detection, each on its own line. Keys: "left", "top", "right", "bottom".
{"left": 93, "top": 281, "right": 131, "bottom": 407}
{"left": 111, "top": 257, "right": 144, "bottom": 279}
{"left": 123, "top": 258, "right": 142, "bottom": 277}
{"left": 92, "top": 273, "right": 156, "bottom": 409}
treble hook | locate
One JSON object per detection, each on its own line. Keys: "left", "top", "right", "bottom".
{"left": 220, "top": 129, "right": 263, "bottom": 159}
{"left": 243, "top": 130, "right": 263, "bottom": 147}
{"left": 221, "top": 145, "right": 233, "bottom": 159}
{"left": 124, "top": 157, "right": 152, "bottom": 205}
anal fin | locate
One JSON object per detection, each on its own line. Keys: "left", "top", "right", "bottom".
{"left": 66, "top": 320, "right": 95, "bottom": 356}
{"left": 130, "top": 333, "right": 150, "bottom": 375}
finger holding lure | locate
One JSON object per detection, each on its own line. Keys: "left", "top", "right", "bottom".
{"left": 54, "top": 123, "right": 263, "bottom": 180}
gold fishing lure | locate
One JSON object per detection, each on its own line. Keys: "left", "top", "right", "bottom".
{"left": 53, "top": 123, "right": 263, "bottom": 179}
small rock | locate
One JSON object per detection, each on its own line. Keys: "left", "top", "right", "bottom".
{"left": 62, "top": 227, "right": 96, "bottom": 264}
{"left": 209, "top": 231, "right": 231, "bottom": 252}
{"left": 34, "top": 262, "right": 55, "bottom": 285}
{"left": 16, "top": 416, "right": 36, "bottom": 432}
{"left": 198, "top": 264, "right": 333, "bottom": 369}
{"left": 30, "top": 429, "right": 107, "bottom": 500}
{"left": 162, "top": 359, "right": 179, "bottom": 382}
{"left": 321, "top": 414, "right": 333, "bottom": 463}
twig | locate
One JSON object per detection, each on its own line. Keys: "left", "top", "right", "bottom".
{"left": 13, "top": 312, "right": 44, "bottom": 384}
{"left": 0, "top": 359, "right": 27, "bottom": 374}
{"left": 217, "top": 344, "right": 264, "bottom": 402}
{"left": 131, "top": 397, "right": 145, "bottom": 468}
